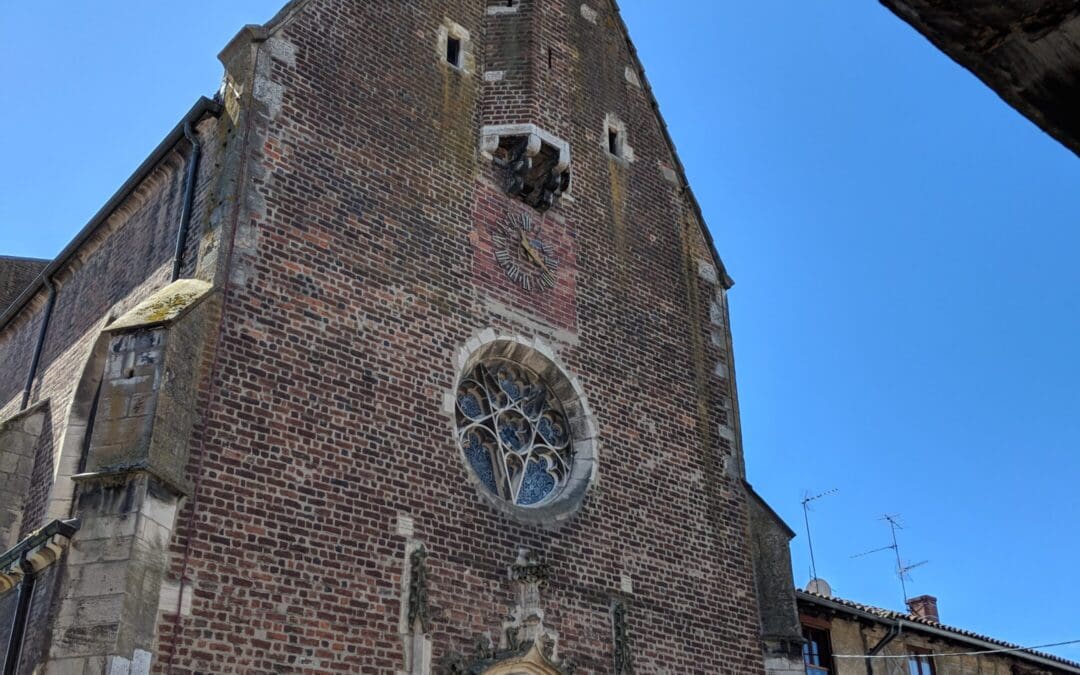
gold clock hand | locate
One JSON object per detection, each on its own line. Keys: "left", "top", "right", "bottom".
{"left": 519, "top": 230, "right": 548, "bottom": 271}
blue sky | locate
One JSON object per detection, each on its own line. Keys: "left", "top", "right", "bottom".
{"left": 3, "top": 1, "right": 1078, "bottom": 661}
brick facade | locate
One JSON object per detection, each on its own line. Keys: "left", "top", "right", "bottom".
{"left": 0, "top": 1, "right": 791, "bottom": 673}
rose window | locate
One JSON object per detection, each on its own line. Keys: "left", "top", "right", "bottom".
{"left": 455, "top": 360, "right": 574, "bottom": 508}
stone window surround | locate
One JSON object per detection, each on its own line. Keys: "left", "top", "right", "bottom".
{"left": 603, "top": 113, "right": 635, "bottom": 163}
{"left": 446, "top": 331, "right": 597, "bottom": 527}
{"left": 437, "top": 20, "right": 472, "bottom": 73}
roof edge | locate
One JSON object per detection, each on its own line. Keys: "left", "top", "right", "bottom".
{"left": 878, "top": 0, "right": 1080, "bottom": 159}
{"left": 0, "top": 255, "right": 50, "bottom": 264}
{"left": 607, "top": 0, "right": 735, "bottom": 289}
{"left": 798, "top": 590, "right": 1080, "bottom": 672}
{"left": 743, "top": 480, "right": 797, "bottom": 539}
{"left": 0, "top": 96, "right": 223, "bottom": 331}
{"left": 245, "top": 1, "right": 736, "bottom": 289}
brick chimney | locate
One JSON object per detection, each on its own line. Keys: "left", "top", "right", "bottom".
{"left": 906, "top": 595, "right": 940, "bottom": 622}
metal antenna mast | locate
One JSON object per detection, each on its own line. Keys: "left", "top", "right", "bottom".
{"left": 852, "top": 514, "right": 928, "bottom": 603}
{"left": 801, "top": 488, "right": 838, "bottom": 583}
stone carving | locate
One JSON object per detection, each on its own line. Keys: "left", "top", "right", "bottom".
{"left": 612, "top": 600, "right": 634, "bottom": 674}
{"left": 480, "top": 125, "right": 572, "bottom": 213}
{"left": 407, "top": 546, "right": 431, "bottom": 633}
{"left": 509, "top": 549, "right": 550, "bottom": 588}
{"left": 505, "top": 137, "right": 571, "bottom": 212}
{"left": 436, "top": 550, "right": 574, "bottom": 675}
{"left": 436, "top": 641, "right": 574, "bottom": 675}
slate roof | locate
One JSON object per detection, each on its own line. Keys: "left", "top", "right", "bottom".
{"left": 0, "top": 255, "right": 48, "bottom": 313}
{"left": 798, "top": 589, "right": 1080, "bottom": 672}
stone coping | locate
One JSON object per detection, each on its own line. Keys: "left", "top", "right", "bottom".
{"left": 105, "top": 278, "right": 213, "bottom": 333}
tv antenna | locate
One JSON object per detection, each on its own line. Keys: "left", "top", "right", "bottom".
{"left": 801, "top": 488, "right": 838, "bottom": 584}
{"left": 851, "top": 514, "right": 928, "bottom": 603}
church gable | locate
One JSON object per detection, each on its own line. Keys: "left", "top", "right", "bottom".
{"left": 169, "top": 1, "right": 766, "bottom": 671}
{"left": 0, "top": 2, "right": 779, "bottom": 673}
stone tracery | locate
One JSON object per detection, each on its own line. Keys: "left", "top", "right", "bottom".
{"left": 456, "top": 360, "right": 573, "bottom": 508}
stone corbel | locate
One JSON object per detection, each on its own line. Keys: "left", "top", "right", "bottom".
{"left": 0, "top": 519, "right": 79, "bottom": 594}
{"left": 71, "top": 464, "right": 193, "bottom": 498}
{"left": 481, "top": 124, "right": 570, "bottom": 173}
{"left": 480, "top": 124, "right": 572, "bottom": 212}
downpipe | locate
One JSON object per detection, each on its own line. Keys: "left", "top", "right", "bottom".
{"left": 170, "top": 121, "right": 203, "bottom": 282}
{"left": 866, "top": 621, "right": 902, "bottom": 675}
{"left": 20, "top": 278, "right": 56, "bottom": 411}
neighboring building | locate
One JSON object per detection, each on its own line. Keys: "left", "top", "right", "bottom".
{"left": 881, "top": 1, "right": 1080, "bottom": 157}
{"left": 798, "top": 589, "right": 1080, "bottom": 675}
{"left": 0, "top": 257, "right": 48, "bottom": 314}
{"left": 0, "top": 1, "right": 801, "bottom": 673}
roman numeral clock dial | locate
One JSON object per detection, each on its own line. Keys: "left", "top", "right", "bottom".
{"left": 492, "top": 212, "right": 559, "bottom": 292}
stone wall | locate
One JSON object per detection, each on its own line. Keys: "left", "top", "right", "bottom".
{"left": 0, "top": 403, "right": 49, "bottom": 550}
{"left": 881, "top": 0, "right": 1080, "bottom": 158}
{"left": 747, "top": 486, "right": 803, "bottom": 675}
{"left": 0, "top": 113, "right": 222, "bottom": 535}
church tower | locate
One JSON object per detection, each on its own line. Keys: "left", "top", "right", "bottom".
{"left": 0, "top": 1, "right": 803, "bottom": 672}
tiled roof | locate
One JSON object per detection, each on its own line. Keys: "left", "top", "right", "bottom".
{"left": 797, "top": 589, "right": 1080, "bottom": 672}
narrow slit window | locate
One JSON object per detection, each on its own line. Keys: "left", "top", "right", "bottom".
{"left": 608, "top": 129, "right": 620, "bottom": 156}
{"left": 446, "top": 36, "right": 462, "bottom": 67}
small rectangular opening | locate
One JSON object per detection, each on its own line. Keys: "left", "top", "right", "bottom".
{"left": 608, "top": 129, "right": 620, "bottom": 156}
{"left": 446, "top": 36, "right": 462, "bottom": 67}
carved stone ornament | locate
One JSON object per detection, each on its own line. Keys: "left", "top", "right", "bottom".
{"left": 509, "top": 549, "right": 550, "bottom": 588}
{"left": 492, "top": 211, "right": 559, "bottom": 292}
{"left": 612, "top": 600, "right": 634, "bottom": 675}
{"left": 505, "top": 137, "right": 571, "bottom": 212}
{"left": 437, "top": 641, "right": 573, "bottom": 675}
{"left": 436, "top": 550, "right": 573, "bottom": 675}
{"left": 407, "top": 546, "right": 432, "bottom": 633}
{"left": 480, "top": 124, "right": 572, "bottom": 213}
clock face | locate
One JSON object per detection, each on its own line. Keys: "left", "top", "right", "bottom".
{"left": 492, "top": 211, "right": 559, "bottom": 291}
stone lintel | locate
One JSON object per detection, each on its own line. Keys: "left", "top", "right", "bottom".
{"left": 480, "top": 123, "right": 572, "bottom": 173}
{"left": 72, "top": 465, "right": 192, "bottom": 498}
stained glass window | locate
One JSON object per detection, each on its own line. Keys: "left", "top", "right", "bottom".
{"left": 456, "top": 360, "right": 573, "bottom": 508}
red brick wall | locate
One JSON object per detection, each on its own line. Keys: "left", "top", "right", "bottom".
{"left": 162, "top": 1, "right": 763, "bottom": 673}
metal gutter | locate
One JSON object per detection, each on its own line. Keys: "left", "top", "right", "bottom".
{"left": 799, "top": 592, "right": 1080, "bottom": 674}
{"left": 0, "top": 97, "right": 223, "bottom": 333}
{"left": 2, "top": 559, "right": 34, "bottom": 675}
{"left": 865, "top": 621, "right": 901, "bottom": 675}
